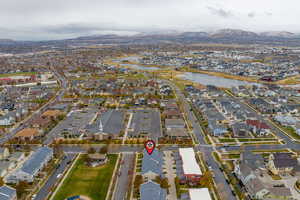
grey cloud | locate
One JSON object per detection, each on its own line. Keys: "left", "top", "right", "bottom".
{"left": 41, "top": 24, "right": 112, "bottom": 34}
{"left": 248, "top": 12, "right": 255, "bottom": 18}
{"left": 207, "top": 6, "right": 233, "bottom": 18}
{"left": 0, "top": 0, "right": 299, "bottom": 40}
{"left": 266, "top": 12, "right": 273, "bottom": 16}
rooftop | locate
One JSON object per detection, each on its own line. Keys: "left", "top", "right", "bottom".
{"left": 15, "top": 128, "right": 39, "bottom": 137}
{"left": 189, "top": 188, "right": 212, "bottom": 200}
{"left": 179, "top": 148, "right": 202, "bottom": 175}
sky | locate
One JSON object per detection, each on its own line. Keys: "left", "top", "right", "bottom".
{"left": 0, "top": 0, "right": 299, "bottom": 40}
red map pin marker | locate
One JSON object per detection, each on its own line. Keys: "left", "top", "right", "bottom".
{"left": 145, "top": 140, "right": 156, "bottom": 155}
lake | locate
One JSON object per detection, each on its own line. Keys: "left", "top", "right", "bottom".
{"left": 179, "top": 72, "right": 261, "bottom": 88}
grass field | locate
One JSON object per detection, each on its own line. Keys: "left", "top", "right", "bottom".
{"left": 53, "top": 154, "right": 117, "bottom": 200}
{"left": 0, "top": 72, "right": 37, "bottom": 77}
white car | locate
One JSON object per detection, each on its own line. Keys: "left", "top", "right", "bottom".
{"left": 31, "top": 194, "right": 36, "bottom": 200}
{"left": 56, "top": 173, "right": 63, "bottom": 179}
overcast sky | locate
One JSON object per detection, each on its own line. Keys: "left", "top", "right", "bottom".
{"left": 1, "top": 0, "right": 299, "bottom": 40}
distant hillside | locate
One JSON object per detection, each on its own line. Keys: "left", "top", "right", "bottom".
{"left": 2, "top": 28, "right": 300, "bottom": 54}
{"left": 210, "top": 29, "right": 258, "bottom": 38}
{"left": 0, "top": 39, "right": 15, "bottom": 44}
{"left": 260, "top": 31, "right": 295, "bottom": 38}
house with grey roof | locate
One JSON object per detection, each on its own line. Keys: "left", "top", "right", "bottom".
{"left": 235, "top": 151, "right": 293, "bottom": 200}
{"left": 239, "top": 151, "right": 265, "bottom": 171}
{"left": 0, "top": 185, "right": 16, "bottom": 200}
{"left": 141, "top": 149, "right": 164, "bottom": 180}
{"left": 232, "top": 122, "right": 250, "bottom": 138}
{"left": 208, "top": 120, "right": 228, "bottom": 136}
{"left": 0, "top": 115, "right": 14, "bottom": 126}
{"left": 267, "top": 153, "right": 299, "bottom": 175}
{"left": 0, "top": 162, "right": 15, "bottom": 178}
{"left": 6, "top": 147, "right": 53, "bottom": 183}
{"left": 0, "top": 148, "right": 9, "bottom": 160}
{"left": 274, "top": 115, "right": 298, "bottom": 126}
{"left": 140, "top": 181, "right": 166, "bottom": 200}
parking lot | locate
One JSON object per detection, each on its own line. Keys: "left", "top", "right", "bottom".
{"left": 128, "top": 109, "right": 162, "bottom": 140}
{"left": 44, "top": 109, "right": 98, "bottom": 144}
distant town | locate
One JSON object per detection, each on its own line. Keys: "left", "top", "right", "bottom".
{"left": 0, "top": 37, "right": 299, "bottom": 200}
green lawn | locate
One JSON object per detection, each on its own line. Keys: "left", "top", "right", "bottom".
{"left": 53, "top": 154, "right": 117, "bottom": 200}
{"left": 218, "top": 138, "right": 236, "bottom": 143}
{"left": 0, "top": 72, "right": 37, "bottom": 77}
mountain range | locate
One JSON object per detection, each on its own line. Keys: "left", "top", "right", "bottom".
{"left": 1, "top": 29, "right": 300, "bottom": 53}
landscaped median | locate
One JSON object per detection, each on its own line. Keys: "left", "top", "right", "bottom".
{"left": 53, "top": 154, "right": 118, "bottom": 200}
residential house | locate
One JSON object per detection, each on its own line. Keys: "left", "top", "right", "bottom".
{"left": 140, "top": 181, "right": 167, "bottom": 200}
{"left": 0, "top": 162, "right": 15, "bottom": 177}
{"left": 14, "top": 128, "right": 41, "bottom": 141}
{"left": 41, "top": 109, "right": 63, "bottom": 120}
{"left": 267, "top": 153, "right": 299, "bottom": 175}
{"left": 274, "top": 115, "right": 297, "bottom": 126}
{"left": 0, "top": 151, "right": 25, "bottom": 178}
{"left": 249, "top": 98, "right": 274, "bottom": 114}
{"left": 246, "top": 120, "right": 270, "bottom": 136}
{"left": 232, "top": 122, "right": 250, "bottom": 138}
{"left": 31, "top": 117, "right": 51, "bottom": 129}
{"left": 141, "top": 149, "right": 164, "bottom": 180}
{"left": 234, "top": 152, "right": 270, "bottom": 200}
{"left": 0, "top": 115, "right": 14, "bottom": 126}
{"left": 0, "top": 185, "right": 17, "bottom": 200}
{"left": 208, "top": 120, "right": 228, "bottom": 137}
{"left": 6, "top": 147, "right": 53, "bottom": 183}
{"left": 0, "top": 148, "right": 10, "bottom": 160}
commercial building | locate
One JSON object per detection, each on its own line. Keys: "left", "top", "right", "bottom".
{"left": 177, "top": 148, "right": 202, "bottom": 185}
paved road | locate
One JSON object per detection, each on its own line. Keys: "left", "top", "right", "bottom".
{"left": 112, "top": 153, "right": 135, "bottom": 200}
{"left": 33, "top": 154, "right": 75, "bottom": 200}
{"left": 168, "top": 81, "right": 237, "bottom": 200}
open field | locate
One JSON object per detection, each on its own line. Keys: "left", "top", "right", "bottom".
{"left": 53, "top": 154, "right": 117, "bottom": 200}
{"left": 0, "top": 72, "right": 37, "bottom": 77}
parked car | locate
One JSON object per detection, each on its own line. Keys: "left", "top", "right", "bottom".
{"left": 57, "top": 173, "right": 63, "bottom": 179}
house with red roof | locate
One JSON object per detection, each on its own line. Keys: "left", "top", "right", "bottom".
{"left": 246, "top": 119, "right": 270, "bottom": 136}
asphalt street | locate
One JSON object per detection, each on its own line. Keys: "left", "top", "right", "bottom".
{"left": 33, "top": 154, "right": 75, "bottom": 200}
{"left": 112, "top": 153, "right": 135, "bottom": 200}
